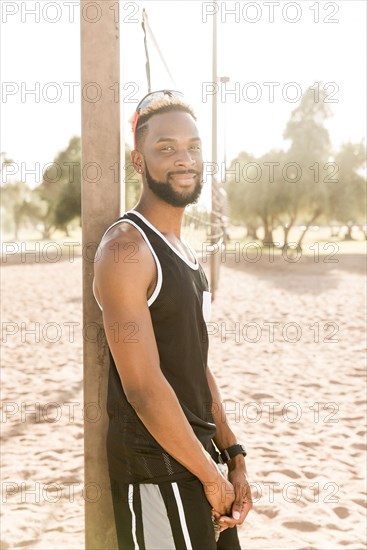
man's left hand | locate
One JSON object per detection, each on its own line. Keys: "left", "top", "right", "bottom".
{"left": 212, "top": 466, "right": 253, "bottom": 531}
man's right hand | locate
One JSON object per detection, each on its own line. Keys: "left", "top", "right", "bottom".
{"left": 203, "top": 469, "right": 235, "bottom": 517}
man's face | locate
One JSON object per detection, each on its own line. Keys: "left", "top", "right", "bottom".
{"left": 140, "top": 111, "right": 204, "bottom": 207}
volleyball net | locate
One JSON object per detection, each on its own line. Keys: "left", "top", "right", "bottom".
{"left": 137, "top": 9, "right": 226, "bottom": 296}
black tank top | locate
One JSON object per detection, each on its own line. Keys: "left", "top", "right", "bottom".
{"left": 100, "top": 210, "right": 219, "bottom": 483}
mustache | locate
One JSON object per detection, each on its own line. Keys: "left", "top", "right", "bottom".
{"left": 167, "top": 169, "right": 201, "bottom": 178}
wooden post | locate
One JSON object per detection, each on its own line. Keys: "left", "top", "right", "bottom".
{"left": 81, "top": 1, "right": 121, "bottom": 548}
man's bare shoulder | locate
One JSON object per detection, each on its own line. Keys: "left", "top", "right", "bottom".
{"left": 94, "top": 220, "right": 156, "bottom": 305}
{"left": 98, "top": 220, "right": 153, "bottom": 264}
{"left": 101, "top": 219, "right": 143, "bottom": 246}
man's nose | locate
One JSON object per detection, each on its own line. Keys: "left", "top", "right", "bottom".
{"left": 174, "top": 149, "right": 196, "bottom": 168}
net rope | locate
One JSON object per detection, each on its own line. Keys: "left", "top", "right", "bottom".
{"left": 140, "top": 10, "right": 226, "bottom": 290}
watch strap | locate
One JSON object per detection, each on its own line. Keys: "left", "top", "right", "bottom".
{"left": 219, "top": 444, "right": 247, "bottom": 464}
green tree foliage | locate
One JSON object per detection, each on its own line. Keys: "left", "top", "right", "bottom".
{"left": 53, "top": 136, "right": 81, "bottom": 231}
{"left": 0, "top": 180, "right": 49, "bottom": 239}
{"left": 1, "top": 180, "right": 28, "bottom": 239}
{"left": 282, "top": 85, "right": 333, "bottom": 247}
{"left": 328, "top": 141, "right": 367, "bottom": 239}
{"left": 226, "top": 84, "right": 367, "bottom": 247}
{"left": 35, "top": 136, "right": 81, "bottom": 237}
{"left": 226, "top": 150, "right": 286, "bottom": 244}
{"left": 34, "top": 138, "right": 142, "bottom": 236}
{"left": 1, "top": 153, "right": 48, "bottom": 238}
{"left": 2, "top": 141, "right": 143, "bottom": 239}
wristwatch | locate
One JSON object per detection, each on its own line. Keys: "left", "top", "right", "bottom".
{"left": 219, "top": 444, "right": 247, "bottom": 464}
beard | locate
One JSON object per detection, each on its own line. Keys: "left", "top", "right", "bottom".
{"left": 145, "top": 164, "right": 203, "bottom": 207}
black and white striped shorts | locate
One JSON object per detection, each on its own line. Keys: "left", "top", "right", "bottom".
{"left": 110, "top": 475, "right": 241, "bottom": 550}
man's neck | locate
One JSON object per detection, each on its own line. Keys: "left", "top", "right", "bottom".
{"left": 133, "top": 196, "right": 186, "bottom": 240}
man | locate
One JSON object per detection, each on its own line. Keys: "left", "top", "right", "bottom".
{"left": 93, "top": 91, "right": 252, "bottom": 549}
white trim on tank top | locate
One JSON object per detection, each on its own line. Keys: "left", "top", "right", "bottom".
{"left": 92, "top": 218, "right": 163, "bottom": 310}
{"left": 127, "top": 210, "right": 199, "bottom": 271}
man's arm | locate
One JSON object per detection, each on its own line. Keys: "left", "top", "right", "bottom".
{"left": 206, "top": 365, "right": 253, "bottom": 526}
{"left": 94, "top": 225, "right": 234, "bottom": 515}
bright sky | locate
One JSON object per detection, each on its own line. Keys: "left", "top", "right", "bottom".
{"left": 1, "top": 0, "right": 366, "bottom": 188}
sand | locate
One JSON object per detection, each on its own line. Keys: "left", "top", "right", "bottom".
{"left": 1, "top": 250, "right": 366, "bottom": 549}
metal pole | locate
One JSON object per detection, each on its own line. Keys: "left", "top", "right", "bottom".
{"left": 211, "top": 4, "right": 218, "bottom": 300}
{"left": 220, "top": 76, "right": 230, "bottom": 170}
{"left": 81, "top": 1, "right": 121, "bottom": 548}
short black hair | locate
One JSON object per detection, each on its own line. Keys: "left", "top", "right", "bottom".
{"left": 133, "top": 98, "right": 197, "bottom": 151}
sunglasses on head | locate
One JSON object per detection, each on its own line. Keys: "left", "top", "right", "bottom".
{"left": 132, "top": 89, "right": 184, "bottom": 149}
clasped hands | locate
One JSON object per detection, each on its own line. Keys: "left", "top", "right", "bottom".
{"left": 211, "top": 467, "right": 253, "bottom": 534}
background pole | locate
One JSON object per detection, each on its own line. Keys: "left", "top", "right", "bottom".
{"left": 80, "top": 1, "right": 121, "bottom": 547}
{"left": 211, "top": 5, "right": 218, "bottom": 300}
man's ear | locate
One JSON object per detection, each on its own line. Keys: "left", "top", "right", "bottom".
{"left": 131, "top": 150, "right": 144, "bottom": 174}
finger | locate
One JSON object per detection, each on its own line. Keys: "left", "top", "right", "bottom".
{"left": 211, "top": 510, "right": 222, "bottom": 529}
{"left": 230, "top": 479, "right": 247, "bottom": 519}
{"left": 231, "top": 498, "right": 253, "bottom": 526}
{"left": 232, "top": 481, "right": 253, "bottom": 524}
{"left": 211, "top": 511, "right": 231, "bottom": 533}
{"left": 220, "top": 497, "right": 253, "bottom": 527}
{"left": 218, "top": 515, "right": 237, "bottom": 529}
{"left": 239, "top": 498, "right": 253, "bottom": 523}
{"left": 231, "top": 495, "right": 243, "bottom": 522}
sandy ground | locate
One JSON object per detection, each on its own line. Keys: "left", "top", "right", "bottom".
{"left": 1, "top": 249, "right": 366, "bottom": 549}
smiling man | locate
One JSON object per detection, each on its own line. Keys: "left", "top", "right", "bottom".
{"left": 93, "top": 91, "right": 252, "bottom": 550}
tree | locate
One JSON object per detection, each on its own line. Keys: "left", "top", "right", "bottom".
{"left": 53, "top": 136, "right": 81, "bottom": 231}
{"left": 1, "top": 144, "right": 144, "bottom": 239}
{"left": 36, "top": 139, "right": 142, "bottom": 236}
{"left": 32, "top": 136, "right": 81, "bottom": 238}
{"left": 226, "top": 150, "right": 285, "bottom": 245}
{"left": 328, "top": 141, "right": 367, "bottom": 239}
{"left": 0, "top": 180, "right": 30, "bottom": 239}
{"left": 282, "top": 83, "right": 333, "bottom": 248}
{"left": 226, "top": 152, "right": 260, "bottom": 237}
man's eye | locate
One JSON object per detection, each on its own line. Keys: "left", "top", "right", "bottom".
{"left": 190, "top": 145, "right": 201, "bottom": 150}
{"left": 161, "top": 146, "right": 174, "bottom": 151}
